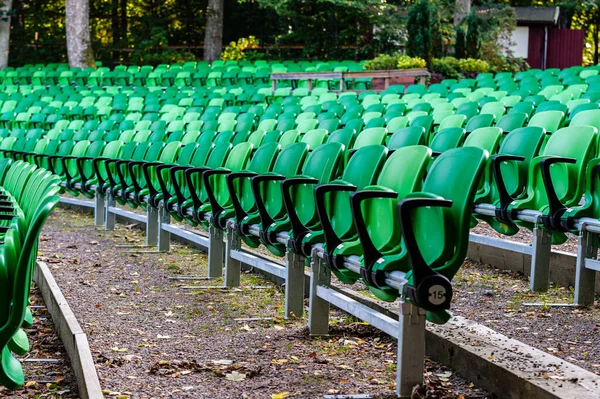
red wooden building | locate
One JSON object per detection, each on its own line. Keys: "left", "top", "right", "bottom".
{"left": 511, "top": 7, "right": 585, "bottom": 69}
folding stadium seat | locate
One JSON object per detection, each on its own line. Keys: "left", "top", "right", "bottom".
{"left": 388, "top": 127, "right": 427, "bottom": 149}
{"left": 340, "top": 146, "right": 487, "bottom": 322}
{"left": 465, "top": 114, "right": 494, "bottom": 134}
{"left": 167, "top": 143, "right": 232, "bottom": 224}
{"left": 528, "top": 110, "right": 564, "bottom": 134}
{"left": 474, "top": 126, "right": 545, "bottom": 232}
{"left": 496, "top": 113, "right": 527, "bottom": 134}
{"left": 506, "top": 126, "right": 597, "bottom": 244}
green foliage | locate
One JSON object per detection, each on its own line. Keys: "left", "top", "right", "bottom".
{"left": 221, "top": 36, "right": 261, "bottom": 61}
{"left": 488, "top": 55, "right": 530, "bottom": 74}
{"left": 430, "top": 56, "right": 489, "bottom": 79}
{"left": 430, "top": 57, "right": 462, "bottom": 80}
{"left": 364, "top": 53, "right": 426, "bottom": 70}
{"left": 465, "top": 12, "right": 482, "bottom": 59}
{"left": 406, "top": 0, "right": 434, "bottom": 65}
{"left": 455, "top": 26, "right": 466, "bottom": 59}
{"left": 241, "top": 0, "right": 404, "bottom": 60}
{"left": 130, "top": 27, "right": 195, "bottom": 66}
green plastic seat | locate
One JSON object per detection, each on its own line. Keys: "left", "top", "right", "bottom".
{"left": 474, "top": 127, "right": 545, "bottom": 234}
{"left": 306, "top": 145, "right": 388, "bottom": 259}
{"left": 351, "top": 147, "right": 487, "bottom": 323}
{"left": 528, "top": 110, "right": 565, "bottom": 134}
{"left": 256, "top": 142, "right": 346, "bottom": 255}
{"left": 232, "top": 142, "right": 310, "bottom": 249}
{"left": 508, "top": 126, "right": 598, "bottom": 244}
{"left": 464, "top": 114, "right": 494, "bottom": 133}
{"left": 496, "top": 112, "right": 527, "bottom": 134}
{"left": 321, "top": 146, "right": 432, "bottom": 282}
{"left": 388, "top": 127, "right": 427, "bottom": 149}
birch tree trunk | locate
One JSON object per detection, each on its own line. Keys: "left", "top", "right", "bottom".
{"left": 66, "top": 0, "right": 95, "bottom": 68}
{"left": 0, "top": 0, "right": 13, "bottom": 70}
{"left": 454, "top": 0, "right": 471, "bottom": 26}
{"left": 203, "top": 0, "right": 224, "bottom": 62}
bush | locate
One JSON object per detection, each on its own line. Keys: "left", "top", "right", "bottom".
{"left": 429, "top": 56, "right": 489, "bottom": 79}
{"left": 430, "top": 57, "right": 462, "bottom": 80}
{"left": 365, "top": 53, "right": 426, "bottom": 70}
{"left": 458, "top": 58, "right": 489, "bottom": 74}
{"left": 488, "top": 55, "right": 530, "bottom": 73}
{"left": 221, "top": 36, "right": 261, "bottom": 61}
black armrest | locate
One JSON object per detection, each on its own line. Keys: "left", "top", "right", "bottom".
{"left": 226, "top": 171, "right": 257, "bottom": 225}
{"left": 202, "top": 169, "right": 231, "bottom": 226}
{"left": 0, "top": 206, "right": 15, "bottom": 212}
{"left": 114, "top": 160, "right": 131, "bottom": 191}
{"left": 76, "top": 156, "right": 93, "bottom": 181}
{"left": 33, "top": 153, "right": 48, "bottom": 167}
{"left": 0, "top": 214, "right": 17, "bottom": 220}
{"left": 397, "top": 197, "right": 453, "bottom": 312}
{"left": 349, "top": 190, "right": 398, "bottom": 286}
{"left": 60, "top": 155, "right": 79, "bottom": 186}
{"left": 126, "top": 160, "right": 147, "bottom": 195}
{"left": 251, "top": 174, "right": 285, "bottom": 238}
{"left": 91, "top": 157, "right": 110, "bottom": 189}
{"left": 314, "top": 183, "right": 357, "bottom": 267}
{"left": 539, "top": 156, "right": 577, "bottom": 231}
{"left": 47, "top": 155, "right": 63, "bottom": 174}
{"left": 281, "top": 177, "right": 319, "bottom": 256}
{"left": 184, "top": 167, "right": 211, "bottom": 211}
{"left": 141, "top": 161, "right": 164, "bottom": 205}
{"left": 491, "top": 154, "right": 525, "bottom": 223}
{"left": 168, "top": 165, "right": 191, "bottom": 206}
{"left": 155, "top": 164, "right": 175, "bottom": 205}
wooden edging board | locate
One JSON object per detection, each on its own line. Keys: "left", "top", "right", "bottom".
{"left": 33, "top": 261, "right": 104, "bottom": 399}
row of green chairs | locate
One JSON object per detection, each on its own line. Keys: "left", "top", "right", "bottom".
{"left": 0, "top": 160, "right": 60, "bottom": 389}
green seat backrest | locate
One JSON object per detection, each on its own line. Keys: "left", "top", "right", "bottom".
{"left": 327, "top": 128, "right": 355, "bottom": 148}
{"left": 463, "top": 127, "right": 502, "bottom": 155}
{"left": 413, "top": 147, "right": 487, "bottom": 279}
{"left": 493, "top": 127, "right": 545, "bottom": 199}
{"left": 512, "top": 126, "right": 597, "bottom": 213}
{"left": 496, "top": 112, "right": 527, "bottom": 133}
{"left": 261, "top": 142, "right": 310, "bottom": 218}
{"left": 279, "top": 130, "right": 300, "bottom": 147}
{"left": 570, "top": 109, "right": 600, "bottom": 133}
{"left": 528, "top": 110, "right": 564, "bottom": 134}
{"left": 464, "top": 114, "right": 494, "bottom": 133}
{"left": 429, "top": 128, "right": 465, "bottom": 153}
{"left": 330, "top": 145, "right": 388, "bottom": 239}
{"left": 239, "top": 143, "right": 281, "bottom": 212}
{"left": 212, "top": 142, "right": 254, "bottom": 207}
{"left": 294, "top": 142, "right": 344, "bottom": 225}
{"left": 301, "top": 129, "right": 328, "bottom": 149}
{"left": 364, "top": 145, "right": 431, "bottom": 252}
{"left": 353, "top": 128, "right": 386, "bottom": 149}
{"left": 388, "top": 127, "right": 426, "bottom": 150}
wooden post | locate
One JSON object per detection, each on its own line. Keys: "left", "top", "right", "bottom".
{"left": 339, "top": 78, "right": 344, "bottom": 92}
{"left": 307, "top": 79, "right": 313, "bottom": 92}
{"left": 384, "top": 77, "right": 390, "bottom": 89}
{"left": 271, "top": 79, "right": 276, "bottom": 94}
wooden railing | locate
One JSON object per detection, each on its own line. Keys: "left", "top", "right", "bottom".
{"left": 270, "top": 68, "right": 430, "bottom": 92}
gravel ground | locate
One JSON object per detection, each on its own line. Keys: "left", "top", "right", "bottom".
{"left": 472, "top": 222, "right": 580, "bottom": 254}
{"left": 0, "top": 287, "right": 78, "bottom": 398}
{"left": 38, "top": 207, "right": 492, "bottom": 399}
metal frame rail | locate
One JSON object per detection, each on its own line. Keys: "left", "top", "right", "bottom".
{"left": 59, "top": 183, "right": 600, "bottom": 398}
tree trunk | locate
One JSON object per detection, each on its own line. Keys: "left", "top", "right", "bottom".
{"left": 203, "top": 0, "right": 224, "bottom": 62}
{"left": 66, "top": 0, "right": 95, "bottom": 68}
{"left": 0, "top": 0, "right": 13, "bottom": 70}
{"left": 120, "top": 0, "right": 128, "bottom": 61}
{"left": 454, "top": 0, "right": 471, "bottom": 26}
